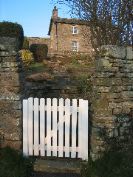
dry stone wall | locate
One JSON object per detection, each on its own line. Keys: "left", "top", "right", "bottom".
{"left": 0, "top": 41, "right": 133, "bottom": 160}
{"left": 0, "top": 41, "right": 24, "bottom": 149}
{"left": 91, "top": 46, "right": 133, "bottom": 159}
{"left": 24, "top": 73, "right": 82, "bottom": 99}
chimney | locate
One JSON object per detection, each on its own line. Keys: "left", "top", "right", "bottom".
{"left": 52, "top": 6, "right": 58, "bottom": 20}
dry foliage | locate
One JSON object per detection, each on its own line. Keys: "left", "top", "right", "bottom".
{"left": 53, "top": 0, "right": 132, "bottom": 51}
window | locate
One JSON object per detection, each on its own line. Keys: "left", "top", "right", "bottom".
{"left": 72, "top": 26, "right": 78, "bottom": 34}
{"left": 72, "top": 41, "right": 78, "bottom": 52}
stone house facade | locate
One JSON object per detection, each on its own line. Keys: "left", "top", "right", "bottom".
{"left": 27, "top": 7, "right": 93, "bottom": 56}
{"left": 48, "top": 7, "right": 93, "bottom": 56}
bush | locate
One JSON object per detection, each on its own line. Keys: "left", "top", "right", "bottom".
{"left": 30, "top": 44, "right": 48, "bottom": 62}
{"left": 0, "top": 21, "right": 24, "bottom": 49}
{"left": 81, "top": 118, "right": 133, "bottom": 177}
{"left": 22, "top": 37, "right": 29, "bottom": 49}
{"left": 81, "top": 150, "right": 133, "bottom": 177}
{"left": 76, "top": 74, "right": 92, "bottom": 95}
{"left": 19, "top": 49, "right": 34, "bottom": 66}
{"left": 0, "top": 147, "right": 33, "bottom": 177}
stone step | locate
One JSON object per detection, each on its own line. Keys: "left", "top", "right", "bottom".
{"left": 34, "top": 159, "right": 81, "bottom": 174}
{"left": 31, "top": 171, "right": 81, "bottom": 177}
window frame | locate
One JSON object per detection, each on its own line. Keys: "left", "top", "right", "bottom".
{"left": 72, "top": 26, "right": 78, "bottom": 34}
{"left": 71, "top": 41, "right": 79, "bottom": 52}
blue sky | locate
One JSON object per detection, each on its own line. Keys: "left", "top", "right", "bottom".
{"left": 0, "top": 0, "right": 70, "bottom": 37}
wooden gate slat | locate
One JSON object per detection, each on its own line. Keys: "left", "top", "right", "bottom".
{"left": 82, "top": 100, "right": 88, "bottom": 160}
{"left": 71, "top": 99, "right": 77, "bottom": 158}
{"left": 46, "top": 98, "right": 52, "bottom": 156}
{"left": 58, "top": 98, "right": 64, "bottom": 157}
{"left": 64, "top": 98, "right": 70, "bottom": 157}
{"left": 52, "top": 98, "right": 58, "bottom": 156}
{"left": 28, "top": 97, "right": 33, "bottom": 156}
{"left": 78, "top": 99, "right": 83, "bottom": 158}
{"left": 23, "top": 99, "right": 28, "bottom": 156}
{"left": 40, "top": 98, "right": 45, "bottom": 156}
{"left": 34, "top": 98, "right": 39, "bottom": 156}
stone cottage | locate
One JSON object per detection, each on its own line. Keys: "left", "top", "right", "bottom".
{"left": 28, "top": 7, "right": 94, "bottom": 56}
{"left": 48, "top": 7, "right": 93, "bottom": 56}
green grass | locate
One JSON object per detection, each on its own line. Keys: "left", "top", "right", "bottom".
{"left": 0, "top": 147, "right": 33, "bottom": 177}
{"left": 27, "top": 62, "right": 47, "bottom": 73}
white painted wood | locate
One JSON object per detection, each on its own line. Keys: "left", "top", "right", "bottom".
{"left": 78, "top": 99, "right": 83, "bottom": 158}
{"left": 64, "top": 98, "right": 70, "bottom": 157}
{"left": 46, "top": 98, "right": 52, "bottom": 156}
{"left": 52, "top": 98, "right": 58, "bottom": 156}
{"left": 58, "top": 98, "right": 64, "bottom": 157}
{"left": 34, "top": 98, "right": 39, "bottom": 156}
{"left": 28, "top": 98, "right": 33, "bottom": 156}
{"left": 23, "top": 98, "right": 89, "bottom": 160}
{"left": 82, "top": 100, "right": 88, "bottom": 160}
{"left": 71, "top": 99, "right": 77, "bottom": 158}
{"left": 23, "top": 99, "right": 28, "bottom": 156}
{"left": 40, "top": 98, "right": 45, "bottom": 156}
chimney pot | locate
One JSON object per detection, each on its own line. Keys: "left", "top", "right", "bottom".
{"left": 52, "top": 6, "right": 58, "bottom": 20}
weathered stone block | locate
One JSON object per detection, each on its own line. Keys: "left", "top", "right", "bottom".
{"left": 107, "top": 93, "right": 121, "bottom": 99}
{"left": 110, "top": 86, "right": 124, "bottom": 93}
{"left": 113, "top": 108, "right": 122, "bottom": 115}
{"left": 0, "top": 115, "right": 21, "bottom": 140}
{"left": 122, "top": 91, "right": 133, "bottom": 98}
{"left": 1, "top": 140, "right": 22, "bottom": 150}
{"left": 126, "top": 47, "right": 133, "bottom": 60}
{"left": 96, "top": 58, "right": 112, "bottom": 71}
{"left": 0, "top": 73, "right": 22, "bottom": 86}
{"left": 0, "top": 37, "right": 19, "bottom": 52}
{"left": 97, "top": 86, "right": 110, "bottom": 93}
{"left": 101, "top": 45, "right": 126, "bottom": 59}
{"left": 94, "top": 78, "right": 111, "bottom": 86}
{"left": 111, "top": 78, "right": 122, "bottom": 86}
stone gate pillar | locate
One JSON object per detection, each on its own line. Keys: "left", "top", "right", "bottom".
{"left": 0, "top": 39, "right": 24, "bottom": 149}
{"left": 91, "top": 46, "right": 133, "bottom": 160}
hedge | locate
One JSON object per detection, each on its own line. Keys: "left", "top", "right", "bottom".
{"left": 22, "top": 37, "right": 29, "bottom": 49}
{"left": 30, "top": 44, "right": 48, "bottom": 62}
{"left": 0, "top": 21, "right": 24, "bottom": 49}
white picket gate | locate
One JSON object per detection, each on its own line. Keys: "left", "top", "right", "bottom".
{"left": 23, "top": 98, "right": 89, "bottom": 160}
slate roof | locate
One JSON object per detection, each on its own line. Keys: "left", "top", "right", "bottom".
{"left": 48, "top": 17, "right": 89, "bottom": 35}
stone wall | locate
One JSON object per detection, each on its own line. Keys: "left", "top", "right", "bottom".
{"left": 91, "top": 46, "right": 133, "bottom": 159}
{"left": 28, "top": 37, "right": 50, "bottom": 54}
{"left": 24, "top": 73, "right": 83, "bottom": 99}
{"left": 0, "top": 42, "right": 133, "bottom": 160}
{"left": 0, "top": 41, "right": 24, "bottom": 149}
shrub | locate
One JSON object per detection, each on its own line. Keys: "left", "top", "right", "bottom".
{"left": 30, "top": 44, "right": 48, "bottom": 62}
{"left": 19, "top": 49, "right": 34, "bottom": 66}
{"left": 0, "top": 147, "right": 33, "bottom": 177}
{"left": 76, "top": 75, "right": 92, "bottom": 95}
{"left": 81, "top": 150, "right": 133, "bottom": 177}
{"left": 0, "top": 21, "right": 24, "bottom": 49}
{"left": 22, "top": 37, "right": 29, "bottom": 49}
{"left": 81, "top": 116, "right": 133, "bottom": 177}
